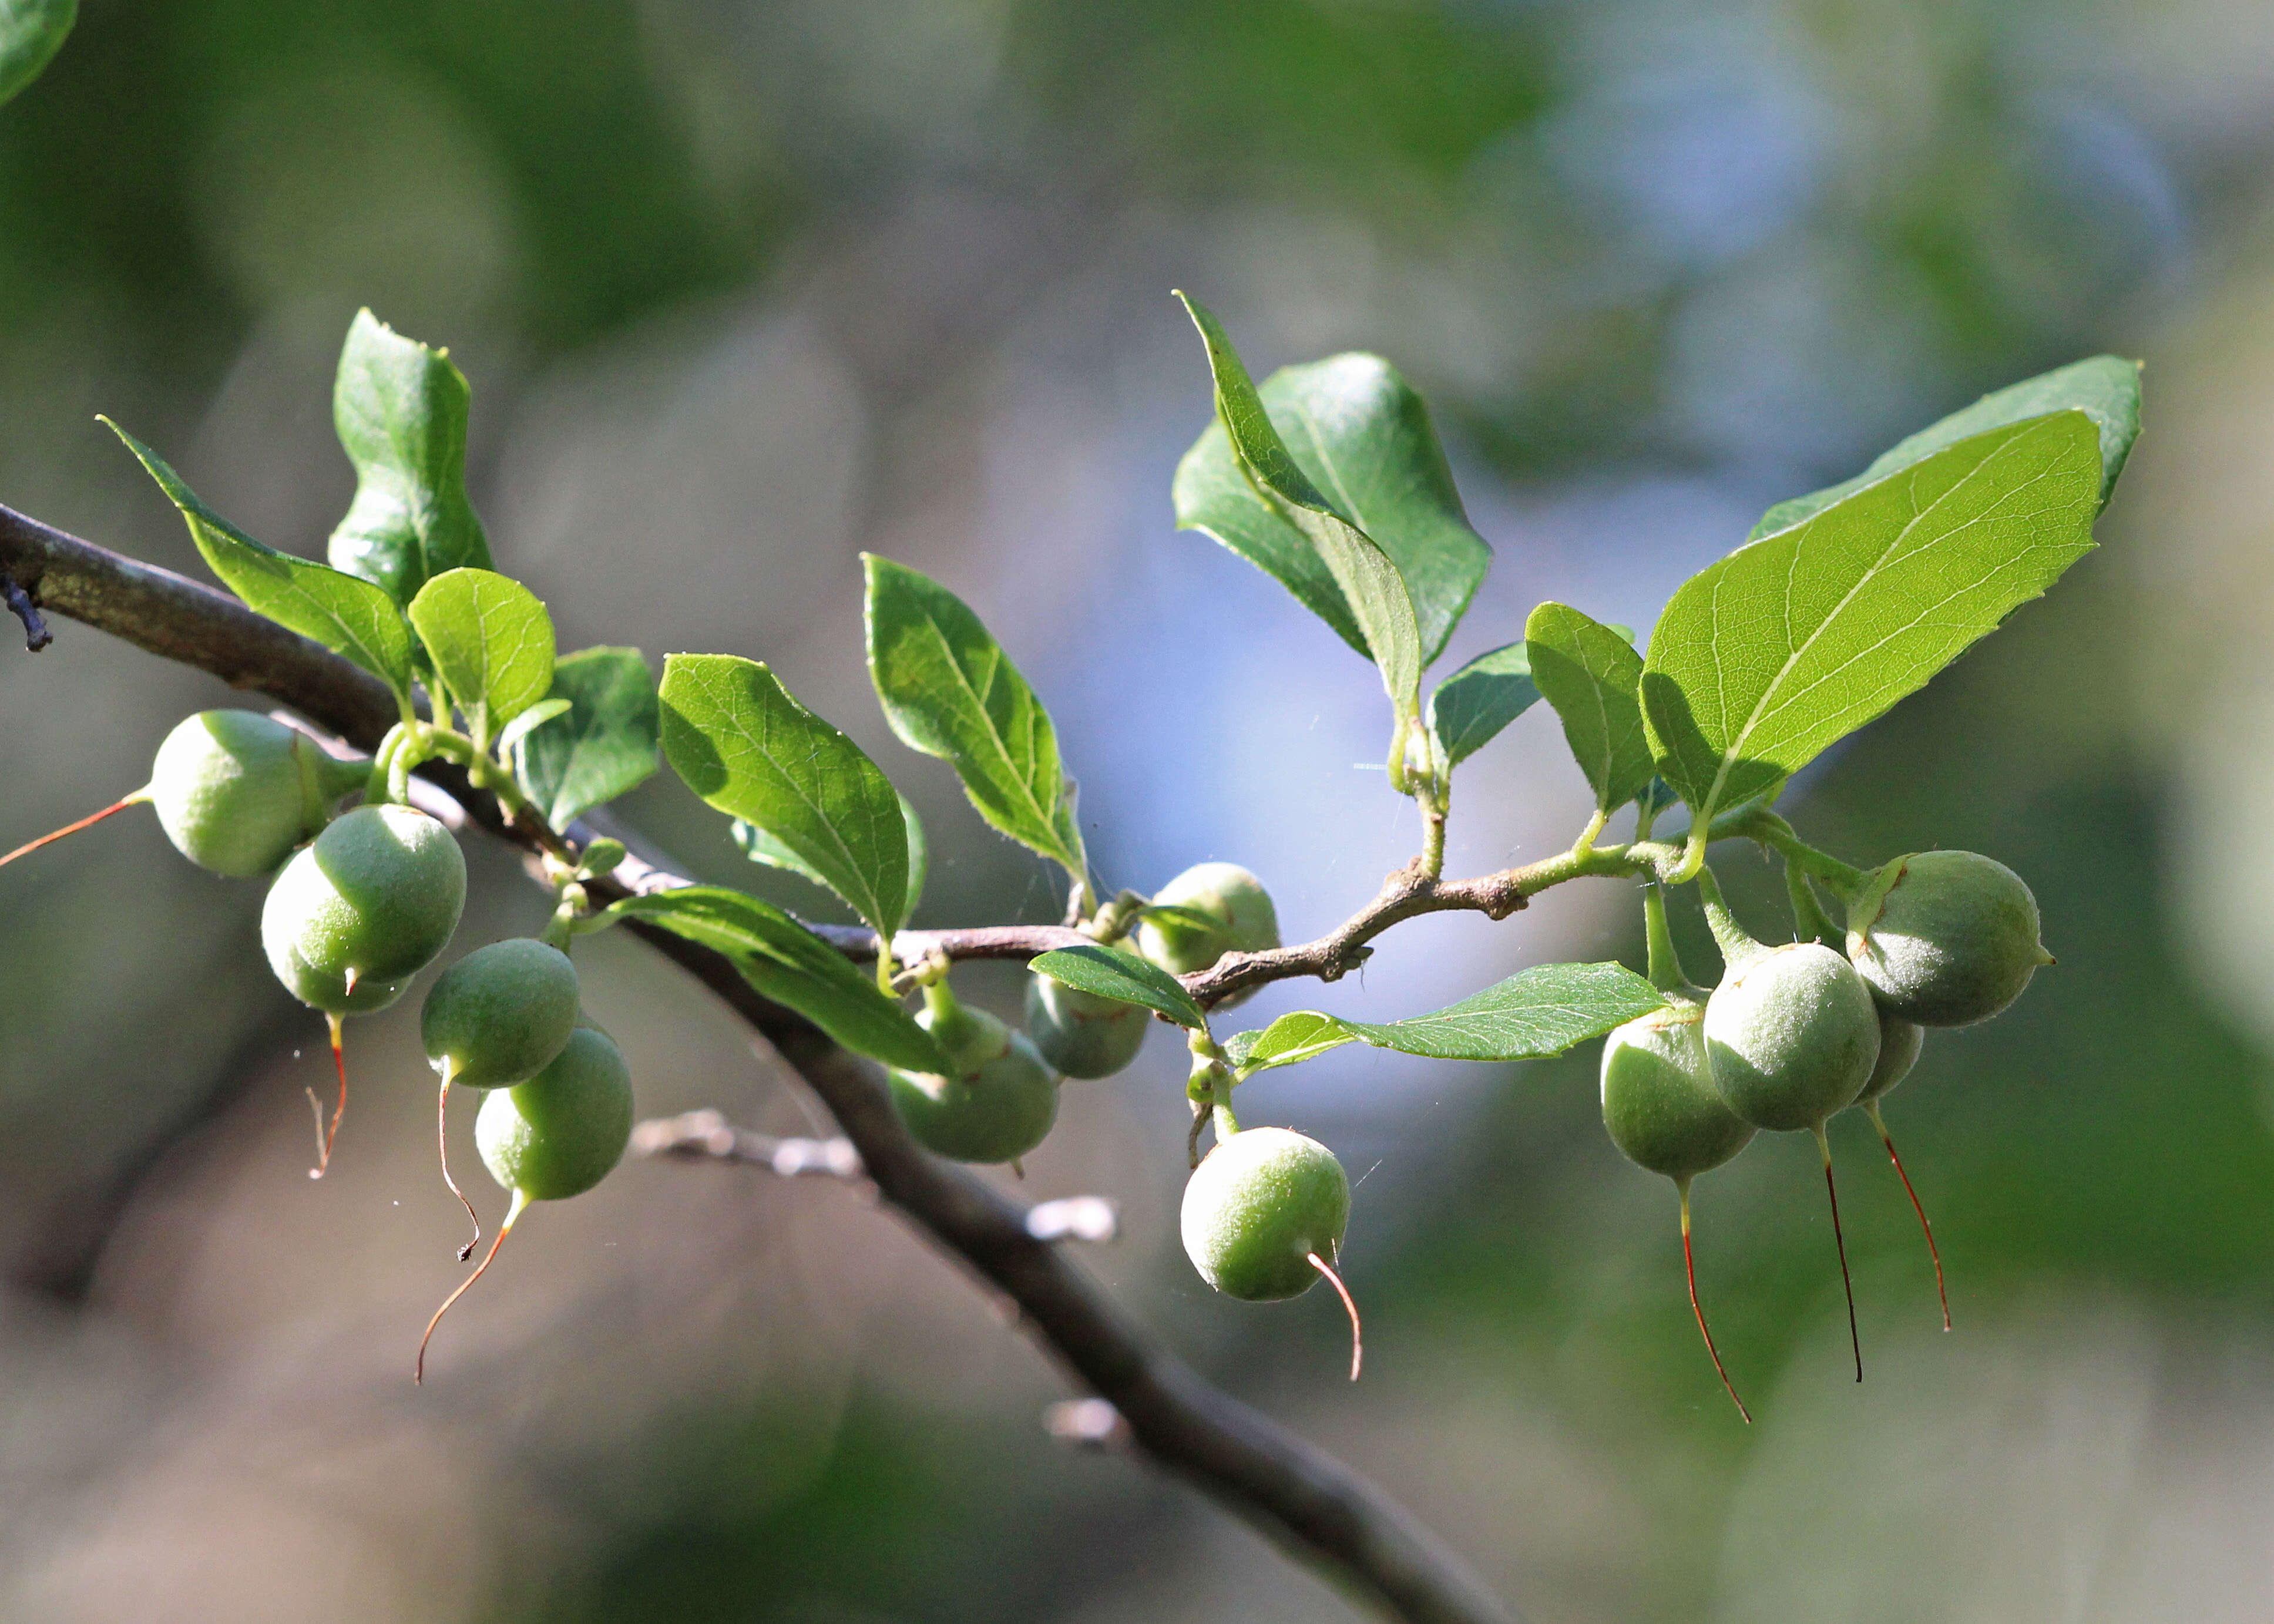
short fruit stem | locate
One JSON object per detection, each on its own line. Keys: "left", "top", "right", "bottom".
{"left": 1692, "top": 865, "right": 1765, "bottom": 969}
{"left": 1643, "top": 885, "right": 1688, "bottom": 993}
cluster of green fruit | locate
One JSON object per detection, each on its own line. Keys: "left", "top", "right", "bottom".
{"left": 888, "top": 860, "right": 1357, "bottom": 1347}
{"left": 1601, "top": 842, "right": 2050, "bottom": 1417}
{"left": 0, "top": 709, "right": 636, "bottom": 1375}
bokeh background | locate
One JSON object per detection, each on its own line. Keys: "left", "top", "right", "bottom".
{"left": 2, "top": 1, "right": 2270, "bottom": 1619}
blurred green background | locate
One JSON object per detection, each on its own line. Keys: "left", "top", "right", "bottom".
{"left": 4, "top": 1, "right": 2272, "bottom": 1620}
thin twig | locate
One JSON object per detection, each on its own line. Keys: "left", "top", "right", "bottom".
{"left": 2, "top": 572, "right": 52, "bottom": 651}
{"left": 0, "top": 503, "right": 1520, "bottom": 1624}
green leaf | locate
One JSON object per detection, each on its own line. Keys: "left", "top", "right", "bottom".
{"left": 661, "top": 653, "right": 909, "bottom": 941}
{"left": 1426, "top": 641, "right": 1540, "bottom": 769}
{"left": 105, "top": 419, "right": 414, "bottom": 698}
{"left": 1175, "top": 295, "right": 1425, "bottom": 744}
{"left": 511, "top": 645, "right": 660, "bottom": 830}
{"left": 1751, "top": 356, "right": 2141, "bottom": 540}
{"left": 734, "top": 789, "right": 929, "bottom": 934}
{"left": 1173, "top": 351, "right": 1489, "bottom": 666}
{"left": 1027, "top": 943, "right": 1204, "bottom": 1030}
{"left": 493, "top": 697, "right": 572, "bottom": 756}
{"left": 1525, "top": 603, "right": 1654, "bottom": 814}
{"left": 1225, "top": 1011, "right": 1357, "bottom": 1079}
{"left": 606, "top": 887, "right": 950, "bottom": 1074}
{"left": 1336, "top": 961, "right": 1666, "bottom": 1062}
{"left": 0, "top": 0, "right": 73, "bottom": 108}
{"left": 407, "top": 567, "right": 555, "bottom": 744}
{"left": 327, "top": 310, "right": 493, "bottom": 606}
{"left": 1643, "top": 413, "right": 2103, "bottom": 828}
{"left": 862, "top": 554, "right": 1087, "bottom": 884}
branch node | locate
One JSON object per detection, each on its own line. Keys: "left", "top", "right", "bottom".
{"left": 1044, "top": 1397, "right": 1131, "bottom": 1451}
{"left": 1025, "top": 1195, "right": 1119, "bottom": 1243}
{"left": 3, "top": 574, "right": 52, "bottom": 651}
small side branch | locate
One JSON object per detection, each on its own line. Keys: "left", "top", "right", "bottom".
{"left": 2, "top": 573, "right": 52, "bottom": 651}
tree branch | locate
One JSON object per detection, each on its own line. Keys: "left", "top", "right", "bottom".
{"left": 0, "top": 502, "right": 1520, "bottom": 1624}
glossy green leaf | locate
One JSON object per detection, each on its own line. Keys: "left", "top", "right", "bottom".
{"left": 1751, "top": 356, "right": 2141, "bottom": 540}
{"left": 734, "top": 789, "right": 928, "bottom": 934}
{"left": 1028, "top": 943, "right": 1204, "bottom": 1030}
{"left": 1335, "top": 961, "right": 1665, "bottom": 1062}
{"left": 1526, "top": 603, "right": 1653, "bottom": 814}
{"left": 407, "top": 567, "right": 555, "bottom": 743}
{"left": 1426, "top": 641, "right": 1540, "bottom": 768}
{"left": 327, "top": 311, "right": 494, "bottom": 606}
{"left": 605, "top": 887, "right": 950, "bottom": 1074}
{"left": 862, "top": 554, "right": 1086, "bottom": 884}
{"left": 661, "top": 653, "right": 909, "bottom": 941}
{"left": 1176, "top": 295, "right": 1424, "bottom": 741}
{"left": 106, "top": 419, "right": 414, "bottom": 698}
{"left": 493, "top": 697, "right": 572, "bottom": 756}
{"left": 511, "top": 645, "right": 659, "bottom": 830}
{"left": 1225, "top": 1011, "right": 1357, "bottom": 1078}
{"left": 0, "top": 0, "right": 73, "bottom": 108}
{"left": 1174, "top": 351, "right": 1489, "bottom": 666}
{"left": 1643, "top": 413, "right": 2102, "bottom": 828}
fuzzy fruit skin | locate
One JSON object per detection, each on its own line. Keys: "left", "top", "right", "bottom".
{"left": 1137, "top": 862, "right": 1281, "bottom": 976}
{"left": 1024, "top": 973, "right": 1149, "bottom": 1080}
{"left": 260, "top": 804, "right": 466, "bottom": 1013}
{"left": 1183, "top": 1127, "right": 1349, "bottom": 1302}
{"left": 888, "top": 1004, "right": 1059, "bottom": 1164}
{"left": 1601, "top": 989, "right": 1756, "bottom": 1180}
{"left": 422, "top": 939, "right": 582, "bottom": 1089}
{"left": 149, "top": 710, "right": 362, "bottom": 877}
{"left": 1847, "top": 850, "right": 2050, "bottom": 1028}
{"left": 1704, "top": 942, "right": 1880, "bottom": 1132}
{"left": 1858, "top": 1009, "right": 1923, "bottom": 1105}
{"left": 476, "top": 1026, "right": 634, "bottom": 1202}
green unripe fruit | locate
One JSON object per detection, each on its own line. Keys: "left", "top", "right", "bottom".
{"left": 476, "top": 1025, "right": 634, "bottom": 1202}
{"left": 1181, "top": 1126, "right": 1351, "bottom": 1302}
{"left": 1137, "top": 862, "right": 1281, "bottom": 976}
{"left": 1023, "top": 973, "right": 1149, "bottom": 1080}
{"left": 1601, "top": 990, "right": 1756, "bottom": 1180}
{"left": 1704, "top": 942, "right": 1880, "bottom": 1132}
{"left": 1846, "top": 850, "right": 2051, "bottom": 1028}
{"left": 422, "top": 939, "right": 582, "bottom": 1088}
{"left": 888, "top": 1000, "right": 1060, "bottom": 1164}
{"left": 149, "top": 710, "right": 367, "bottom": 877}
{"left": 260, "top": 803, "right": 466, "bottom": 1014}
{"left": 1857, "top": 1008, "right": 1923, "bottom": 1105}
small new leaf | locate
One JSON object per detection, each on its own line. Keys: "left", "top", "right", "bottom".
{"left": 1427, "top": 641, "right": 1540, "bottom": 769}
{"left": 1225, "top": 1011, "right": 1358, "bottom": 1079}
{"left": 1335, "top": 961, "right": 1665, "bottom": 1062}
{"left": 1176, "top": 295, "right": 1424, "bottom": 746}
{"left": 327, "top": 311, "right": 494, "bottom": 606}
{"left": 661, "top": 653, "right": 909, "bottom": 942}
{"left": 0, "top": 0, "right": 73, "bottom": 108}
{"left": 862, "top": 555, "right": 1087, "bottom": 886}
{"left": 105, "top": 419, "right": 414, "bottom": 699}
{"left": 1751, "top": 355, "right": 2141, "bottom": 540}
{"left": 1642, "top": 413, "right": 2103, "bottom": 828}
{"left": 605, "top": 887, "right": 950, "bottom": 1074}
{"left": 1526, "top": 603, "right": 1654, "bottom": 814}
{"left": 1173, "top": 349, "right": 1489, "bottom": 665}
{"left": 512, "top": 645, "right": 660, "bottom": 831}
{"left": 493, "top": 697, "right": 573, "bottom": 756}
{"left": 408, "top": 568, "right": 556, "bottom": 743}
{"left": 1029, "top": 943, "right": 1205, "bottom": 1030}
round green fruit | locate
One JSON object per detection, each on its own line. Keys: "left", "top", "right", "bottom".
{"left": 1181, "top": 1125, "right": 1350, "bottom": 1302}
{"left": 1846, "top": 850, "right": 2051, "bottom": 1028}
{"left": 1704, "top": 942, "right": 1880, "bottom": 1132}
{"left": 260, "top": 803, "right": 466, "bottom": 1013}
{"left": 1857, "top": 1008, "right": 1923, "bottom": 1105}
{"left": 149, "top": 710, "right": 365, "bottom": 877}
{"left": 888, "top": 1002, "right": 1059, "bottom": 1164}
{"left": 1601, "top": 990, "right": 1756, "bottom": 1181}
{"left": 422, "top": 939, "right": 582, "bottom": 1088}
{"left": 476, "top": 1025, "right": 634, "bottom": 1202}
{"left": 1137, "top": 862, "right": 1280, "bottom": 976}
{"left": 1024, "top": 973, "right": 1149, "bottom": 1080}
